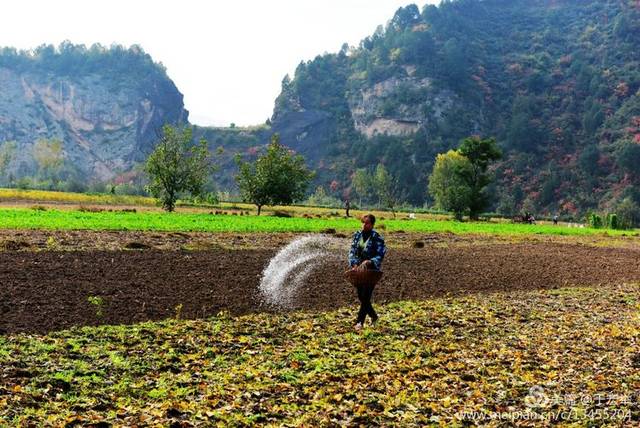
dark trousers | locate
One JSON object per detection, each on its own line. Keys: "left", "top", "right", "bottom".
{"left": 356, "top": 284, "right": 378, "bottom": 324}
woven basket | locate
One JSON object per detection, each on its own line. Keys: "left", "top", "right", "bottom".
{"left": 344, "top": 269, "right": 383, "bottom": 287}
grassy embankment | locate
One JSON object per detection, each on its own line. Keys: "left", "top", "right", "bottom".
{"left": 1, "top": 285, "right": 638, "bottom": 425}
{"left": 0, "top": 206, "right": 633, "bottom": 236}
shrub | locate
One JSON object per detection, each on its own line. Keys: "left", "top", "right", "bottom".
{"left": 588, "top": 213, "right": 603, "bottom": 228}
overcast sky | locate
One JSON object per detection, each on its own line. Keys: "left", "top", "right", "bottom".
{"left": 3, "top": 1, "right": 438, "bottom": 127}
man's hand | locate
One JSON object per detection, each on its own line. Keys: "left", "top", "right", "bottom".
{"left": 357, "top": 260, "right": 372, "bottom": 270}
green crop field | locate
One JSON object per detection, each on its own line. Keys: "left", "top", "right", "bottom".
{"left": 0, "top": 187, "right": 450, "bottom": 220}
{"left": 2, "top": 285, "right": 638, "bottom": 425}
{"left": 0, "top": 207, "right": 633, "bottom": 236}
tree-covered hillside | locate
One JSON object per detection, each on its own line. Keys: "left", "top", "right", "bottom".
{"left": 270, "top": 0, "right": 640, "bottom": 216}
{"left": 0, "top": 42, "right": 169, "bottom": 83}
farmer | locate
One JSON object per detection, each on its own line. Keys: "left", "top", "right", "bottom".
{"left": 348, "top": 213, "right": 386, "bottom": 330}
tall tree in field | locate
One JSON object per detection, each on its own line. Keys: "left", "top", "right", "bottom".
{"left": 374, "top": 163, "right": 401, "bottom": 218}
{"left": 428, "top": 136, "right": 501, "bottom": 220}
{"left": 351, "top": 168, "right": 374, "bottom": 207}
{"left": 33, "top": 139, "right": 64, "bottom": 185}
{"left": 145, "top": 125, "right": 213, "bottom": 212}
{"left": 235, "top": 134, "right": 314, "bottom": 215}
{"left": 428, "top": 150, "right": 473, "bottom": 221}
{"left": 457, "top": 136, "right": 502, "bottom": 219}
{"left": 0, "top": 141, "right": 17, "bottom": 184}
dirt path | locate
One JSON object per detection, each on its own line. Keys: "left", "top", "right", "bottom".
{"left": 2, "top": 242, "right": 640, "bottom": 334}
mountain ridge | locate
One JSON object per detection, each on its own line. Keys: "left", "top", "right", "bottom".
{"left": 257, "top": 0, "right": 640, "bottom": 215}
{"left": 1, "top": 0, "right": 640, "bottom": 217}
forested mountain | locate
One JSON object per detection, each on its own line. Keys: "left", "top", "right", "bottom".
{"left": 261, "top": 0, "right": 640, "bottom": 216}
{"left": 0, "top": 43, "right": 187, "bottom": 189}
{"left": 1, "top": 0, "right": 639, "bottom": 216}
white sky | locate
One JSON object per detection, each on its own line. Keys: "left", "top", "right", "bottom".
{"left": 2, "top": 1, "right": 438, "bottom": 127}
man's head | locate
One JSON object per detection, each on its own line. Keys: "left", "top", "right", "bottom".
{"left": 361, "top": 213, "right": 375, "bottom": 232}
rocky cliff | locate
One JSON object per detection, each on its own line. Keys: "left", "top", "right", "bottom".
{"left": 0, "top": 44, "right": 187, "bottom": 185}
{"left": 347, "top": 71, "right": 458, "bottom": 138}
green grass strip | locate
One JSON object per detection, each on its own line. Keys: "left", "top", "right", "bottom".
{"left": 0, "top": 207, "right": 633, "bottom": 236}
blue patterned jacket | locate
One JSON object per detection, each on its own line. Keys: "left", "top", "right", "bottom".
{"left": 348, "top": 230, "right": 386, "bottom": 271}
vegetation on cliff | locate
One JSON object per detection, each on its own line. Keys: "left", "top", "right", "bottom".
{"left": 273, "top": 0, "right": 640, "bottom": 217}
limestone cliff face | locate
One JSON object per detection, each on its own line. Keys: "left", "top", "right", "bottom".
{"left": 0, "top": 64, "right": 187, "bottom": 181}
{"left": 348, "top": 70, "right": 457, "bottom": 138}
{"left": 267, "top": 65, "right": 460, "bottom": 167}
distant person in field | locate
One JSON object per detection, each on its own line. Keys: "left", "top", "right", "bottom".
{"left": 553, "top": 214, "right": 559, "bottom": 225}
{"left": 348, "top": 213, "right": 386, "bottom": 331}
{"left": 525, "top": 212, "right": 536, "bottom": 224}
{"left": 345, "top": 199, "right": 350, "bottom": 217}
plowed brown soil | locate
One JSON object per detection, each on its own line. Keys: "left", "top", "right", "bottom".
{"left": 2, "top": 235, "right": 640, "bottom": 334}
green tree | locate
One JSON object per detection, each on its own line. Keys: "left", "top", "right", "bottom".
{"left": 441, "top": 38, "right": 467, "bottom": 88}
{"left": 0, "top": 141, "right": 17, "bottom": 184}
{"left": 616, "top": 140, "right": 640, "bottom": 178}
{"left": 579, "top": 145, "right": 600, "bottom": 177}
{"left": 582, "top": 102, "right": 604, "bottom": 135}
{"left": 144, "top": 125, "right": 213, "bottom": 212}
{"left": 33, "top": 139, "right": 64, "bottom": 186}
{"left": 351, "top": 168, "right": 374, "bottom": 207}
{"left": 458, "top": 136, "right": 502, "bottom": 219}
{"left": 496, "top": 191, "right": 517, "bottom": 217}
{"left": 428, "top": 150, "right": 473, "bottom": 221}
{"left": 507, "top": 96, "right": 546, "bottom": 152}
{"left": 374, "top": 163, "right": 401, "bottom": 218}
{"left": 388, "top": 4, "right": 420, "bottom": 31}
{"left": 616, "top": 197, "right": 640, "bottom": 229}
{"left": 235, "top": 134, "right": 314, "bottom": 215}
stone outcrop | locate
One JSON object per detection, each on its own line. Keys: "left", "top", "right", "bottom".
{"left": 0, "top": 65, "right": 187, "bottom": 182}
{"left": 348, "top": 74, "right": 456, "bottom": 138}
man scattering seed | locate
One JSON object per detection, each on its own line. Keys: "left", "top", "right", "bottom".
{"left": 348, "top": 213, "right": 386, "bottom": 331}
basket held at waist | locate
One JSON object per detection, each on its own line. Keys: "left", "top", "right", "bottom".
{"left": 344, "top": 269, "right": 383, "bottom": 287}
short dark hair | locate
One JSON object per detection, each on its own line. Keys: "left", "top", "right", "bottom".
{"left": 362, "top": 213, "right": 376, "bottom": 226}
